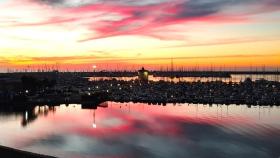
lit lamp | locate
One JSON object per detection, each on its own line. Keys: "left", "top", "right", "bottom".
{"left": 92, "top": 65, "right": 97, "bottom": 73}
{"left": 92, "top": 65, "right": 97, "bottom": 81}
{"left": 144, "top": 71, "right": 148, "bottom": 77}
{"left": 92, "top": 65, "right": 97, "bottom": 70}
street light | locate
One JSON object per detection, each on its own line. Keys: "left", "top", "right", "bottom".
{"left": 92, "top": 65, "right": 97, "bottom": 72}
{"left": 92, "top": 65, "right": 97, "bottom": 81}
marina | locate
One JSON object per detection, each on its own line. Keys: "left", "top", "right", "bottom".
{"left": 1, "top": 0, "right": 280, "bottom": 157}
{"left": 1, "top": 71, "right": 280, "bottom": 107}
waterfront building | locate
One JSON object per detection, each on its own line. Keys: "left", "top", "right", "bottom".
{"left": 138, "top": 67, "right": 149, "bottom": 82}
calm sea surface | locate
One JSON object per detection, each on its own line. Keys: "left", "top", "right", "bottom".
{"left": 0, "top": 103, "right": 280, "bottom": 158}
{"left": 89, "top": 74, "right": 280, "bottom": 83}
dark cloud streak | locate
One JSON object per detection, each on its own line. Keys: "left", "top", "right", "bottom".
{"left": 29, "top": 0, "right": 280, "bottom": 41}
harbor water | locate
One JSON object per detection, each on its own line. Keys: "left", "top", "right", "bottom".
{"left": 89, "top": 74, "right": 280, "bottom": 83}
{"left": 0, "top": 102, "right": 280, "bottom": 158}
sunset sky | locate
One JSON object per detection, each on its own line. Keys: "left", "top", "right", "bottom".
{"left": 0, "top": 0, "right": 280, "bottom": 71}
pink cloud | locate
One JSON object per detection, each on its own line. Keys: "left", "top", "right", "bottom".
{"left": 1, "top": 0, "right": 280, "bottom": 41}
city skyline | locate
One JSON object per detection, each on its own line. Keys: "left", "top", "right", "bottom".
{"left": 1, "top": 0, "right": 280, "bottom": 71}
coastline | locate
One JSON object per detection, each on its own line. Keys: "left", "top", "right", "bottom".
{"left": 0, "top": 145, "right": 56, "bottom": 158}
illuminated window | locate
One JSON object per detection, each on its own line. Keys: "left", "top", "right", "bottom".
{"left": 144, "top": 71, "right": 148, "bottom": 76}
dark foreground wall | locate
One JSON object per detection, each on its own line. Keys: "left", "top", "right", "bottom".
{"left": 0, "top": 145, "right": 56, "bottom": 158}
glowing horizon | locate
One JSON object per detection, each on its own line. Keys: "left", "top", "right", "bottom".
{"left": 1, "top": 0, "right": 280, "bottom": 72}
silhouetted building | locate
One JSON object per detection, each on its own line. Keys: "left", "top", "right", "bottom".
{"left": 138, "top": 67, "right": 149, "bottom": 82}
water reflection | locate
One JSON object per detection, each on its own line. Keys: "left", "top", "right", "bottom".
{"left": 92, "top": 109, "right": 96, "bottom": 129}
{"left": 21, "top": 106, "right": 56, "bottom": 127}
{"left": 0, "top": 103, "right": 279, "bottom": 158}
{"left": 89, "top": 74, "right": 280, "bottom": 83}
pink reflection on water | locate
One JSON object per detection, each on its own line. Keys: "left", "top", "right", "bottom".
{"left": 16, "top": 103, "right": 254, "bottom": 141}
{"left": 88, "top": 75, "right": 280, "bottom": 83}
{"left": 1, "top": 103, "right": 280, "bottom": 158}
